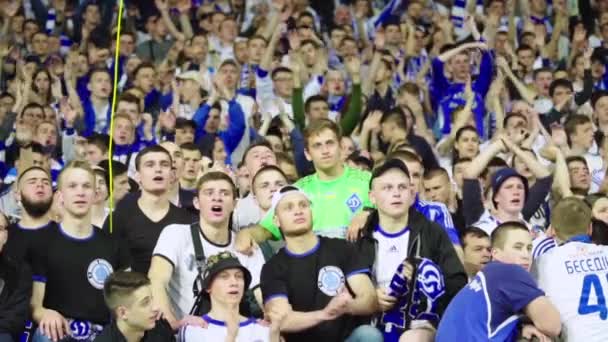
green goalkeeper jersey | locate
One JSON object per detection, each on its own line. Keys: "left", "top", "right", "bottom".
{"left": 260, "top": 165, "right": 372, "bottom": 239}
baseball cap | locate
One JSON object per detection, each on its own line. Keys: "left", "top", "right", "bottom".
{"left": 491, "top": 168, "right": 529, "bottom": 205}
{"left": 269, "top": 185, "right": 312, "bottom": 215}
{"left": 176, "top": 70, "right": 206, "bottom": 89}
{"left": 202, "top": 251, "right": 252, "bottom": 293}
{"left": 370, "top": 158, "right": 410, "bottom": 188}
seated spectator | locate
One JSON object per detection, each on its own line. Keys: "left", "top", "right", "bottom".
{"left": 96, "top": 271, "right": 174, "bottom": 342}
{"left": 178, "top": 252, "right": 282, "bottom": 341}
{"left": 261, "top": 185, "right": 382, "bottom": 342}
{"left": 0, "top": 213, "right": 31, "bottom": 342}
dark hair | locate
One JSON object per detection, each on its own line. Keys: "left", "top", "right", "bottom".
{"left": 118, "top": 93, "right": 142, "bottom": 113}
{"left": 300, "top": 39, "right": 318, "bottom": 49}
{"left": 591, "top": 219, "right": 608, "bottom": 246}
{"left": 87, "top": 133, "right": 110, "bottom": 154}
{"left": 346, "top": 152, "right": 374, "bottom": 170}
{"left": 564, "top": 114, "right": 591, "bottom": 138}
{"left": 180, "top": 142, "right": 201, "bottom": 152}
{"left": 251, "top": 165, "right": 287, "bottom": 190}
{"left": 175, "top": 118, "right": 197, "bottom": 131}
{"left": 248, "top": 35, "right": 268, "bottom": 45}
{"left": 516, "top": 44, "right": 534, "bottom": 54}
{"left": 549, "top": 79, "right": 573, "bottom": 97}
{"left": 196, "top": 171, "right": 237, "bottom": 198}
{"left": 134, "top": 145, "right": 172, "bottom": 171}
{"left": 502, "top": 112, "right": 528, "bottom": 129}
{"left": 103, "top": 271, "right": 151, "bottom": 314}
{"left": 460, "top": 227, "right": 490, "bottom": 248}
{"left": 423, "top": 167, "right": 449, "bottom": 181}
{"left": 380, "top": 108, "right": 407, "bottom": 130}
{"left": 21, "top": 102, "right": 44, "bottom": 119}
{"left": 454, "top": 125, "right": 478, "bottom": 142}
{"left": 16, "top": 142, "right": 46, "bottom": 160}
{"left": 271, "top": 66, "right": 292, "bottom": 80}
{"left": 533, "top": 67, "right": 553, "bottom": 80}
{"left": 97, "top": 159, "right": 128, "bottom": 190}
{"left": 565, "top": 155, "right": 588, "bottom": 168}
{"left": 132, "top": 62, "right": 156, "bottom": 79}
{"left": 304, "top": 95, "right": 328, "bottom": 113}
{"left": 218, "top": 59, "right": 238, "bottom": 70}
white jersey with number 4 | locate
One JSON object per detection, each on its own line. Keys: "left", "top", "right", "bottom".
{"left": 533, "top": 242, "right": 608, "bottom": 341}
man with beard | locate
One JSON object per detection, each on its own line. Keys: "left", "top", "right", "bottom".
{"left": 5, "top": 166, "right": 55, "bottom": 266}
{"left": 0, "top": 143, "right": 50, "bottom": 221}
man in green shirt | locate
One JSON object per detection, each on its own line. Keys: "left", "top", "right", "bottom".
{"left": 236, "top": 119, "right": 371, "bottom": 249}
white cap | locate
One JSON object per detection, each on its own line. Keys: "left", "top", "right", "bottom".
{"left": 269, "top": 185, "right": 311, "bottom": 214}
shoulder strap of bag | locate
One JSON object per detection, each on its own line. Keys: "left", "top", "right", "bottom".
{"left": 190, "top": 222, "right": 205, "bottom": 296}
{"left": 189, "top": 222, "right": 208, "bottom": 315}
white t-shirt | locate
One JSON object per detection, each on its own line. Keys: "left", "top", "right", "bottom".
{"left": 153, "top": 224, "right": 266, "bottom": 319}
{"left": 372, "top": 226, "right": 410, "bottom": 289}
{"left": 233, "top": 193, "right": 264, "bottom": 231}
{"left": 584, "top": 152, "right": 604, "bottom": 193}
{"left": 179, "top": 315, "right": 270, "bottom": 342}
{"left": 533, "top": 241, "right": 608, "bottom": 341}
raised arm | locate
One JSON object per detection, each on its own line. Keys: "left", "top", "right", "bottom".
{"left": 340, "top": 57, "right": 362, "bottom": 136}
{"left": 496, "top": 56, "right": 537, "bottom": 104}
{"left": 155, "top": 0, "right": 185, "bottom": 42}
{"left": 464, "top": 139, "right": 504, "bottom": 179}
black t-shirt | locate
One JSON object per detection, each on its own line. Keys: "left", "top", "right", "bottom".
{"left": 31, "top": 225, "right": 130, "bottom": 325}
{"left": 261, "top": 236, "right": 369, "bottom": 342}
{"left": 4, "top": 221, "right": 57, "bottom": 266}
{"left": 103, "top": 198, "right": 195, "bottom": 273}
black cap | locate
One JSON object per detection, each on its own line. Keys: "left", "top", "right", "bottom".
{"left": 370, "top": 158, "right": 410, "bottom": 187}
{"left": 202, "top": 252, "right": 252, "bottom": 295}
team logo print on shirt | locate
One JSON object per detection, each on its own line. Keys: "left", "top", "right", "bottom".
{"left": 317, "top": 266, "right": 345, "bottom": 296}
{"left": 346, "top": 194, "right": 362, "bottom": 213}
{"left": 87, "top": 259, "right": 113, "bottom": 290}
{"left": 417, "top": 259, "right": 445, "bottom": 301}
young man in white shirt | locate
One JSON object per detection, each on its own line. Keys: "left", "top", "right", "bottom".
{"left": 179, "top": 252, "right": 283, "bottom": 342}
{"left": 149, "top": 171, "right": 265, "bottom": 331}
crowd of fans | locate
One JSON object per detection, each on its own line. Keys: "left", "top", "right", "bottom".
{"left": 0, "top": 0, "right": 608, "bottom": 341}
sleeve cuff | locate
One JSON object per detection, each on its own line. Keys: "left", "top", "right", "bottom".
{"left": 263, "top": 293, "right": 288, "bottom": 304}
{"left": 32, "top": 275, "right": 47, "bottom": 283}
{"left": 346, "top": 268, "right": 370, "bottom": 278}
{"left": 256, "top": 68, "right": 269, "bottom": 78}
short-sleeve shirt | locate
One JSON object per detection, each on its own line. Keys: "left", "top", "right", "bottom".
{"left": 436, "top": 262, "right": 544, "bottom": 342}
{"left": 31, "top": 225, "right": 130, "bottom": 325}
{"left": 5, "top": 221, "right": 57, "bottom": 266}
{"left": 152, "top": 223, "right": 265, "bottom": 320}
{"left": 533, "top": 240, "right": 608, "bottom": 341}
{"left": 260, "top": 166, "right": 371, "bottom": 239}
{"left": 104, "top": 200, "right": 194, "bottom": 273}
{"left": 178, "top": 315, "right": 270, "bottom": 342}
{"left": 261, "top": 236, "right": 370, "bottom": 342}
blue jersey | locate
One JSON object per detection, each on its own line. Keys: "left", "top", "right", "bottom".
{"left": 414, "top": 197, "right": 460, "bottom": 245}
{"left": 436, "top": 262, "right": 544, "bottom": 342}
